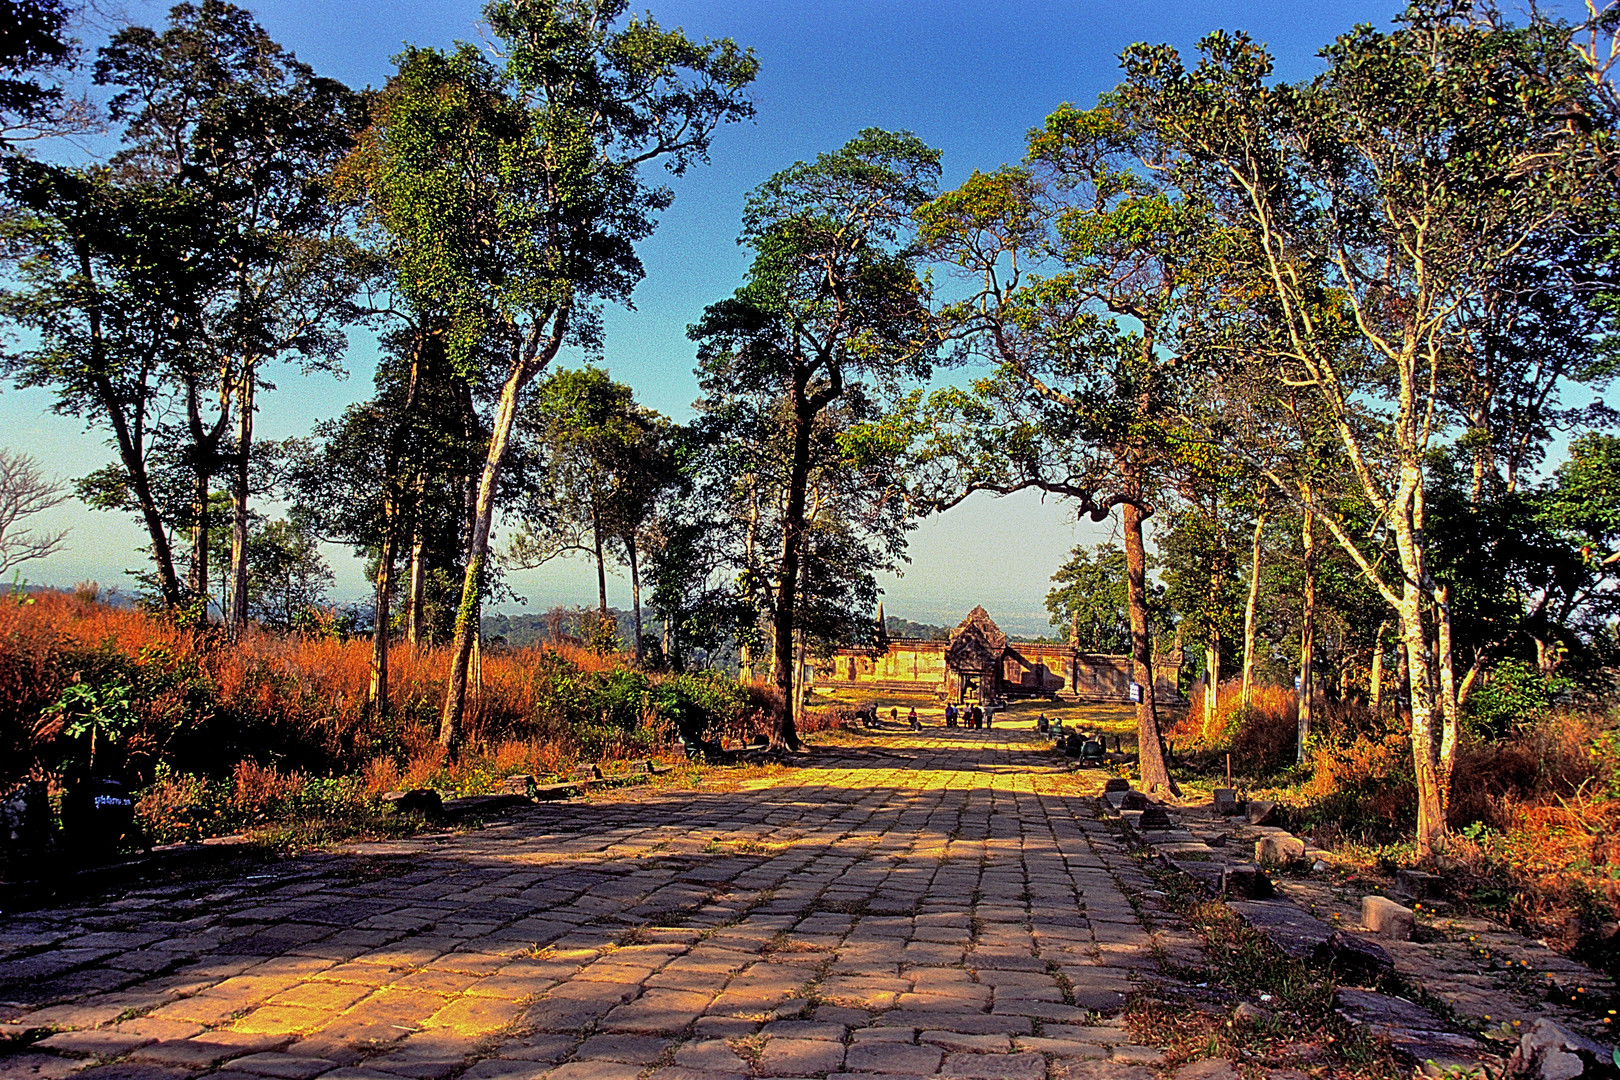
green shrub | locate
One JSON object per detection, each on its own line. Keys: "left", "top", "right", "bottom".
{"left": 1467, "top": 659, "right": 1574, "bottom": 738}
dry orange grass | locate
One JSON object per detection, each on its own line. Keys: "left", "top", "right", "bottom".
{"left": 1199, "top": 678, "right": 1620, "bottom": 953}
{"left": 1168, "top": 681, "right": 1303, "bottom": 772}
{"left": 0, "top": 591, "right": 671, "bottom": 788}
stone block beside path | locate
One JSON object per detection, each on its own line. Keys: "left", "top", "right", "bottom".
{"left": 1246, "top": 799, "right": 1278, "bottom": 825}
{"left": 1221, "top": 863, "right": 1274, "bottom": 899}
{"left": 1360, "top": 896, "right": 1415, "bottom": 941}
{"left": 1255, "top": 834, "right": 1306, "bottom": 865}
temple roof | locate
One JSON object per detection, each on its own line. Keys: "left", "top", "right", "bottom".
{"left": 945, "top": 606, "right": 1009, "bottom": 672}
{"left": 951, "top": 605, "right": 1008, "bottom": 652}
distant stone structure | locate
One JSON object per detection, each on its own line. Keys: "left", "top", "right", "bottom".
{"left": 813, "top": 605, "right": 1183, "bottom": 706}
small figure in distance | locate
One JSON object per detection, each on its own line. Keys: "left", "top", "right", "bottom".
{"left": 890, "top": 707, "right": 899, "bottom": 725}
{"left": 907, "top": 706, "right": 921, "bottom": 730}
{"left": 945, "top": 702, "right": 957, "bottom": 727}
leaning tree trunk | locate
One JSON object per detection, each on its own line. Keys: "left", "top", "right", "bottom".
{"left": 1240, "top": 510, "right": 1266, "bottom": 709}
{"left": 1297, "top": 502, "right": 1317, "bottom": 765}
{"left": 440, "top": 376, "right": 517, "bottom": 748}
{"left": 1122, "top": 499, "right": 1178, "bottom": 797}
{"left": 76, "top": 238, "right": 184, "bottom": 609}
{"left": 441, "top": 312, "right": 568, "bottom": 750}
{"left": 228, "top": 364, "right": 255, "bottom": 638}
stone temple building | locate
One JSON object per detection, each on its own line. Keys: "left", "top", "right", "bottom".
{"left": 812, "top": 606, "right": 1183, "bottom": 707}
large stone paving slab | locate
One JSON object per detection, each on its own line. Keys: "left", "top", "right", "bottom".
{"left": 0, "top": 730, "right": 1186, "bottom": 1080}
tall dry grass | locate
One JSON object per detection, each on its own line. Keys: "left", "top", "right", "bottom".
{"left": 0, "top": 590, "right": 759, "bottom": 792}
{"left": 1194, "top": 669, "right": 1620, "bottom": 961}
{"left": 1169, "top": 681, "right": 1304, "bottom": 772}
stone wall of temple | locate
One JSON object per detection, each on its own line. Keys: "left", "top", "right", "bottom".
{"left": 813, "top": 636, "right": 1184, "bottom": 705}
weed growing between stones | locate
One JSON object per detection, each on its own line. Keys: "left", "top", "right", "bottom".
{"left": 1124, "top": 858, "right": 1409, "bottom": 1080}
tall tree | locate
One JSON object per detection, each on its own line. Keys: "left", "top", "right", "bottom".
{"left": 348, "top": 0, "right": 756, "bottom": 750}
{"left": 1, "top": 169, "right": 214, "bottom": 608}
{"left": 508, "top": 364, "right": 671, "bottom": 664}
{"left": 1117, "top": 6, "right": 1618, "bottom": 851}
{"left": 1045, "top": 543, "right": 1134, "bottom": 654}
{"left": 690, "top": 128, "right": 939, "bottom": 749}
{"left": 96, "top": 0, "right": 368, "bottom": 632}
{"left": 912, "top": 103, "right": 1231, "bottom": 796}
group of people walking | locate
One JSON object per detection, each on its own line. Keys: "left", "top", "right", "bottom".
{"left": 943, "top": 702, "right": 989, "bottom": 728}
{"left": 862, "top": 703, "right": 992, "bottom": 730}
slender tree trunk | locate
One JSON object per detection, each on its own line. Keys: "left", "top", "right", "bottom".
{"left": 228, "top": 365, "right": 254, "bottom": 638}
{"left": 627, "top": 534, "right": 643, "bottom": 665}
{"left": 793, "top": 629, "right": 807, "bottom": 719}
{"left": 106, "top": 391, "right": 182, "bottom": 608}
{"left": 592, "top": 505, "right": 609, "bottom": 619}
{"left": 441, "top": 312, "right": 567, "bottom": 750}
{"left": 1370, "top": 620, "right": 1387, "bottom": 714}
{"left": 406, "top": 520, "right": 425, "bottom": 646}
{"left": 738, "top": 643, "right": 752, "bottom": 682}
{"left": 770, "top": 399, "right": 814, "bottom": 752}
{"left": 188, "top": 466, "right": 208, "bottom": 605}
{"left": 1241, "top": 510, "right": 1266, "bottom": 709}
{"left": 1298, "top": 502, "right": 1317, "bottom": 765}
{"left": 369, "top": 530, "right": 395, "bottom": 714}
{"left": 1203, "top": 638, "right": 1220, "bottom": 739}
{"left": 1203, "top": 495, "right": 1223, "bottom": 736}
{"left": 1122, "top": 499, "right": 1177, "bottom": 796}
{"left": 76, "top": 239, "right": 183, "bottom": 608}
{"left": 1434, "top": 583, "right": 1460, "bottom": 815}
{"left": 368, "top": 342, "right": 424, "bottom": 715}
{"left": 1457, "top": 650, "right": 1488, "bottom": 709}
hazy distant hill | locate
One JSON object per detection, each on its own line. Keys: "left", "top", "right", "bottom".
{"left": 884, "top": 616, "right": 949, "bottom": 640}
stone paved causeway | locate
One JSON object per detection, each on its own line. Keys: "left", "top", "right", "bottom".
{"left": 0, "top": 730, "right": 1206, "bottom": 1080}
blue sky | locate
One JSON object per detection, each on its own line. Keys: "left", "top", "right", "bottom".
{"left": 6, "top": 0, "right": 1418, "bottom": 633}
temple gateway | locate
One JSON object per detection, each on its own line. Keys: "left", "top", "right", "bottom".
{"left": 813, "top": 606, "right": 1183, "bottom": 707}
